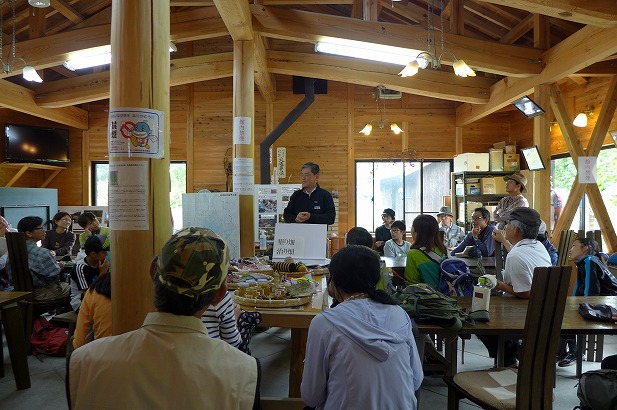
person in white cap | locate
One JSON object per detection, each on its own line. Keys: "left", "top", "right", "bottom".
{"left": 493, "top": 172, "right": 529, "bottom": 229}
{"left": 437, "top": 206, "right": 465, "bottom": 250}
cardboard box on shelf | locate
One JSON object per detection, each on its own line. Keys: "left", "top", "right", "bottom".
{"left": 481, "top": 177, "right": 507, "bottom": 194}
{"left": 467, "top": 184, "right": 481, "bottom": 195}
{"left": 453, "top": 153, "right": 490, "bottom": 172}
{"left": 505, "top": 145, "right": 516, "bottom": 154}
{"left": 489, "top": 149, "right": 504, "bottom": 171}
{"left": 504, "top": 154, "right": 520, "bottom": 171}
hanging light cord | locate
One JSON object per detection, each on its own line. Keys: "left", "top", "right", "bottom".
{"left": 0, "top": 0, "right": 18, "bottom": 73}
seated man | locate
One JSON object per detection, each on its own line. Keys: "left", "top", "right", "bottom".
{"left": 480, "top": 207, "right": 551, "bottom": 366}
{"left": 70, "top": 235, "right": 110, "bottom": 312}
{"left": 8, "top": 216, "right": 70, "bottom": 302}
{"left": 77, "top": 212, "right": 111, "bottom": 248}
{"left": 68, "top": 227, "right": 260, "bottom": 409}
{"left": 451, "top": 207, "right": 496, "bottom": 257}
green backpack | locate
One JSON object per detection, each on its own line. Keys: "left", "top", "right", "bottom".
{"left": 392, "top": 283, "right": 473, "bottom": 331}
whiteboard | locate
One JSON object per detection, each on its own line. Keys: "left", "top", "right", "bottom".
{"left": 182, "top": 193, "right": 241, "bottom": 259}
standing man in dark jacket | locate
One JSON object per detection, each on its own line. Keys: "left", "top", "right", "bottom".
{"left": 374, "top": 208, "right": 395, "bottom": 255}
{"left": 284, "top": 162, "right": 336, "bottom": 225}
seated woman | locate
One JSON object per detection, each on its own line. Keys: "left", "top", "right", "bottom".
{"left": 73, "top": 271, "right": 112, "bottom": 349}
{"left": 201, "top": 290, "right": 242, "bottom": 349}
{"left": 557, "top": 237, "right": 617, "bottom": 367}
{"left": 404, "top": 214, "right": 447, "bottom": 288}
{"left": 383, "top": 220, "right": 411, "bottom": 257}
{"left": 301, "top": 245, "right": 423, "bottom": 409}
{"left": 42, "top": 212, "right": 76, "bottom": 257}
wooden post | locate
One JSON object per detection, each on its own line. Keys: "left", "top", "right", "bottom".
{"left": 233, "top": 40, "right": 255, "bottom": 257}
{"left": 109, "top": 0, "right": 171, "bottom": 334}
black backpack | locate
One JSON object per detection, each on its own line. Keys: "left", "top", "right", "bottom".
{"left": 575, "top": 369, "right": 617, "bottom": 410}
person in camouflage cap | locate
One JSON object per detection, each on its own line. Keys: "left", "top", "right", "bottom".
{"left": 156, "top": 227, "right": 229, "bottom": 299}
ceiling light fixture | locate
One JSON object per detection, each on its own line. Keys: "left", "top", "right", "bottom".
{"left": 28, "top": 0, "right": 50, "bottom": 7}
{"left": 64, "top": 42, "right": 178, "bottom": 71}
{"left": 573, "top": 106, "right": 594, "bottom": 128}
{"left": 359, "top": 86, "right": 403, "bottom": 136}
{"left": 315, "top": 39, "right": 419, "bottom": 66}
{"left": 0, "top": 0, "right": 43, "bottom": 82}
{"left": 398, "top": 0, "right": 475, "bottom": 78}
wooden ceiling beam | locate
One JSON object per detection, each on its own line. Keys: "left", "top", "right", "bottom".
{"left": 376, "top": 0, "right": 425, "bottom": 24}
{"left": 500, "top": 14, "right": 533, "bottom": 44}
{"left": 213, "top": 0, "right": 276, "bottom": 102}
{"left": 251, "top": 5, "right": 543, "bottom": 76}
{"left": 0, "top": 79, "right": 87, "bottom": 128}
{"left": 456, "top": 25, "right": 617, "bottom": 125}
{"left": 52, "top": 0, "right": 85, "bottom": 25}
{"left": 476, "top": 0, "right": 617, "bottom": 28}
{"left": 34, "top": 53, "right": 234, "bottom": 108}
{"left": 267, "top": 50, "right": 494, "bottom": 103}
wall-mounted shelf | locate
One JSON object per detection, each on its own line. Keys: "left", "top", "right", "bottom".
{"left": 1, "top": 162, "right": 66, "bottom": 188}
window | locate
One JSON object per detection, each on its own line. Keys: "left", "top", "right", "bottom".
{"left": 93, "top": 161, "right": 187, "bottom": 232}
{"left": 356, "top": 160, "right": 451, "bottom": 231}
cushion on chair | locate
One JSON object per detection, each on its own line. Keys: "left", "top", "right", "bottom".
{"left": 452, "top": 368, "right": 518, "bottom": 410}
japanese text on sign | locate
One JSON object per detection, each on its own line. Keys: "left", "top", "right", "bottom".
{"left": 275, "top": 237, "right": 305, "bottom": 257}
{"left": 578, "top": 156, "right": 597, "bottom": 184}
{"left": 233, "top": 116, "right": 251, "bottom": 145}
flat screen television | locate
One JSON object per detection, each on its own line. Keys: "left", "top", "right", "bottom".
{"left": 5, "top": 124, "right": 70, "bottom": 164}
{"left": 512, "top": 96, "right": 545, "bottom": 118}
{"left": 520, "top": 145, "right": 546, "bottom": 171}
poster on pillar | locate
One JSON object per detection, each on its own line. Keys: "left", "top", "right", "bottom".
{"left": 578, "top": 156, "right": 597, "bottom": 184}
{"left": 108, "top": 160, "right": 149, "bottom": 230}
{"left": 233, "top": 117, "right": 251, "bottom": 145}
{"left": 108, "top": 107, "right": 164, "bottom": 159}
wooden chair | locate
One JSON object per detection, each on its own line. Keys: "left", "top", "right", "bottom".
{"left": 6, "top": 232, "right": 70, "bottom": 352}
{"left": 556, "top": 230, "right": 576, "bottom": 267}
{"left": 443, "top": 265, "right": 572, "bottom": 410}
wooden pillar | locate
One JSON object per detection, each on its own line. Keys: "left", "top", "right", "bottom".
{"left": 533, "top": 84, "right": 551, "bottom": 226}
{"left": 109, "top": 0, "right": 171, "bottom": 334}
{"left": 233, "top": 40, "right": 255, "bottom": 257}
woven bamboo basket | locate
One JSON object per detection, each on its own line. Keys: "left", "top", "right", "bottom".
{"left": 232, "top": 290, "right": 313, "bottom": 308}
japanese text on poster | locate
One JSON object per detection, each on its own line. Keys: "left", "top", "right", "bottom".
{"left": 233, "top": 117, "right": 251, "bottom": 145}
{"left": 274, "top": 237, "right": 305, "bottom": 257}
{"left": 108, "top": 107, "right": 164, "bottom": 158}
{"left": 108, "top": 161, "right": 149, "bottom": 230}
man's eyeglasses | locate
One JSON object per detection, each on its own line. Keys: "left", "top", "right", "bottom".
{"left": 390, "top": 229, "right": 402, "bottom": 233}
{"left": 32, "top": 226, "right": 44, "bottom": 230}
{"left": 472, "top": 216, "right": 486, "bottom": 221}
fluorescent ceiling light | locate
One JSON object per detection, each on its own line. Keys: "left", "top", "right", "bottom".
{"left": 28, "top": 0, "right": 50, "bottom": 7}
{"left": 64, "top": 42, "right": 178, "bottom": 71}
{"left": 22, "top": 66, "right": 43, "bottom": 82}
{"left": 315, "top": 39, "right": 420, "bottom": 66}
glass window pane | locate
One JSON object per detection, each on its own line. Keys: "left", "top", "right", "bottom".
{"left": 421, "top": 162, "right": 451, "bottom": 213}
{"left": 94, "top": 163, "right": 109, "bottom": 206}
{"left": 375, "top": 162, "right": 404, "bottom": 223}
{"left": 170, "top": 162, "right": 187, "bottom": 233}
{"left": 404, "top": 163, "right": 421, "bottom": 216}
{"left": 552, "top": 157, "right": 580, "bottom": 231}
{"left": 356, "top": 162, "right": 375, "bottom": 230}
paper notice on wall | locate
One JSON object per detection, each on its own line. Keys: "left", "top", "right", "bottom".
{"left": 578, "top": 156, "right": 597, "bottom": 184}
{"left": 233, "top": 175, "right": 254, "bottom": 195}
{"left": 277, "top": 147, "right": 286, "bottom": 178}
{"left": 108, "top": 107, "right": 164, "bottom": 158}
{"left": 108, "top": 160, "right": 149, "bottom": 230}
{"left": 233, "top": 157, "right": 253, "bottom": 175}
{"left": 233, "top": 117, "right": 251, "bottom": 145}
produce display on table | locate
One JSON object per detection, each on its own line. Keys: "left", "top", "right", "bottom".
{"left": 233, "top": 276, "right": 319, "bottom": 308}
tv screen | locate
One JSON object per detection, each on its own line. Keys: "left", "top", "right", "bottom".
{"left": 512, "top": 96, "right": 545, "bottom": 118}
{"left": 5, "top": 124, "right": 70, "bottom": 164}
{"left": 520, "top": 146, "right": 546, "bottom": 171}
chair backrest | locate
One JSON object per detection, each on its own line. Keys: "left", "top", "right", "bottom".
{"left": 6, "top": 231, "right": 34, "bottom": 292}
{"left": 556, "top": 230, "right": 576, "bottom": 267}
{"left": 516, "top": 265, "right": 572, "bottom": 409}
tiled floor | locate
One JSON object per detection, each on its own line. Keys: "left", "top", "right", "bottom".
{"left": 1, "top": 326, "right": 615, "bottom": 409}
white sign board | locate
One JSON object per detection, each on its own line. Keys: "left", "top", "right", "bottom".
{"left": 578, "top": 156, "right": 597, "bottom": 184}
{"left": 273, "top": 223, "right": 328, "bottom": 265}
{"left": 182, "top": 192, "right": 241, "bottom": 259}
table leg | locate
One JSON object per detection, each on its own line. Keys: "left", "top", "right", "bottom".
{"left": 576, "top": 335, "right": 584, "bottom": 378}
{"left": 496, "top": 335, "right": 505, "bottom": 367}
{"left": 289, "top": 328, "right": 308, "bottom": 398}
{"left": 3, "top": 303, "right": 31, "bottom": 390}
{"left": 444, "top": 335, "right": 458, "bottom": 410}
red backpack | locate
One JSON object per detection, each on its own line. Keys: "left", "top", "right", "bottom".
{"left": 31, "top": 316, "right": 68, "bottom": 356}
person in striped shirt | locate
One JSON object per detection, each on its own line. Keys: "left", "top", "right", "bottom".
{"left": 201, "top": 290, "right": 242, "bottom": 349}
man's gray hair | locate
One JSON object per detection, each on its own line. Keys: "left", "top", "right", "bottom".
{"left": 301, "top": 162, "right": 320, "bottom": 175}
{"left": 509, "top": 219, "right": 539, "bottom": 239}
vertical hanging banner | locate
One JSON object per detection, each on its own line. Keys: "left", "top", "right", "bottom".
{"left": 108, "top": 107, "right": 165, "bottom": 158}
{"left": 578, "top": 156, "right": 597, "bottom": 184}
{"left": 277, "top": 147, "right": 286, "bottom": 178}
{"left": 108, "top": 161, "right": 150, "bottom": 230}
{"left": 232, "top": 116, "right": 254, "bottom": 195}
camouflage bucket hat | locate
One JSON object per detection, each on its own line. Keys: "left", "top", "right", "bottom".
{"left": 156, "top": 227, "right": 229, "bottom": 299}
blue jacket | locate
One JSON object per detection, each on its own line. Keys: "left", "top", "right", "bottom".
{"left": 451, "top": 224, "right": 497, "bottom": 257}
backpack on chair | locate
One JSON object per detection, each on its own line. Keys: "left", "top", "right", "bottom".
{"left": 419, "top": 248, "right": 476, "bottom": 297}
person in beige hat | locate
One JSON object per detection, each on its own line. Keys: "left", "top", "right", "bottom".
{"left": 437, "top": 206, "right": 465, "bottom": 250}
{"left": 493, "top": 172, "right": 529, "bottom": 229}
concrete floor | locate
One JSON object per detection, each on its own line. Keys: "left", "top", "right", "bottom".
{"left": 1, "top": 325, "right": 614, "bottom": 409}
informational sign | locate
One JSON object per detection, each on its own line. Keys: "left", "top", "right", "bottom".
{"left": 233, "top": 175, "right": 254, "bottom": 195}
{"left": 233, "top": 116, "right": 251, "bottom": 145}
{"left": 254, "top": 184, "right": 301, "bottom": 244}
{"left": 233, "top": 157, "right": 253, "bottom": 175}
{"left": 182, "top": 192, "right": 240, "bottom": 259}
{"left": 277, "top": 147, "right": 286, "bottom": 178}
{"left": 273, "top": 223, "right": 328, "bottom": 265}
{"left": 108, "top": 107, "right": 164, "bottom": 158}
{"left": 108, "top": 161, "right": 149, "bottom": 230}
{"left": 578, "top": 156, "right": 597, "bottom": 184}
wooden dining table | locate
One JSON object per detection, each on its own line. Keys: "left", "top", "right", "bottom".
{"left": 0, "top": 291, "right": 32, "bottom": 390}
{"left": 236, "top": 274, "right": 330, "bottom": 397}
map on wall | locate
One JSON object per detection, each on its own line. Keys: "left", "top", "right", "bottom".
{"left": 182, "top": 192, "right": 241, "bottom": 259}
